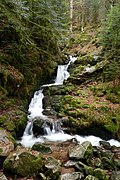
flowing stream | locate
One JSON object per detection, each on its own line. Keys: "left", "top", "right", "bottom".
{"left": 20, "top": 56, "right": 120, "bottom": 148}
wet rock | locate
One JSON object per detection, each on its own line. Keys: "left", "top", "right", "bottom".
{"left": 44, "top": 156, "right": 61, "bottom": 179}
{"left": 61, "top": 172, "right": 84, "bottom": 180}
{"left": 32, "top": 143, "right": 52, "bottom": 154}
{"left": 33, "top": 118, "right": 47, "bottom": 135}
{"left": 69, "top": 141, "right": 93, "bottom": 160}
{"left": 99, "top": 141, "right": 111, "bottom": 150}
{"left": 43, "top": 85, "right": 66, "bottom": 96}
{"left": 3, "top": 151, "right": 43, "bottom": 177}
{"left": 43, "top": 95, "right": 63, "bottom": 113}
{"left": 0, "top": 172, "right": 8, "bottom": 180}
{"left": 94, "top": 168, "right": 109, "bottom": 180}
{"left": 85, "top": 175, "right": 99, "bottom": 180}
{"left": 111, "top": 171, "right": 120, "bottom": 180}
{"left": 0, "top": 130, "right": 14, "bottom": 167}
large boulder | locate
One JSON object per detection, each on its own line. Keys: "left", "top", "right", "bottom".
{"left": 69, "top": 141, "right": 93, "bottom": 160}
{"left": 0, "top": 130, "right": 14, "bottom": 168}
{"left": 3, "top": 149, "right": 43, "bottom": 177}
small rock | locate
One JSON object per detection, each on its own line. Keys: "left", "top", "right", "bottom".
{"left": 94, "top": 168, "right": 109, "bottom": 180}
{"left": 61, "top": 172, "right": 84, "bottom": 180}
{"left": 85, "top": 175, "right": 99, "bottom": 180}
{"left": 99, "top": 141, "right": 111, "bottom": 150}
{"left": 64, "top": 160, "right": 78, "bottom": 167}
{"left": 75, "top": 161, "right": 94, "bottom": 176}
{"left": 0, "top": 172, "right": 8, "bottom": 180}
{"left": 111, "top": 171, "right": 120, "bottom": 180}
{"left": 45, "top": 156, "right": 61, "bottom": 174}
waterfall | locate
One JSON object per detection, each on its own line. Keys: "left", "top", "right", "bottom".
{"left": 20, "top": 56, "right": 120, "bottom": 148}
{"left": 23, "top": 121, "right": 33, "bottom": 136}
{"left": 21, "top": 56, "right": 77, "bottom": 138}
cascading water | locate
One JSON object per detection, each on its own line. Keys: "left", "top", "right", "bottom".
{"left": 20, "top": 56, "right": 120, "bottom": 148}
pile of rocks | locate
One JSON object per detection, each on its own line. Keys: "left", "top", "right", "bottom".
{"left": 0, "top": 130, "right": 120, "bottom": 179}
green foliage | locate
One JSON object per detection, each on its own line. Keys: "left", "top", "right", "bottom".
{"left": 0, "top": 0, "right": 67, "bottom": 97}
{"left": 101, "top": 4, "right": 120, "bottom": 82}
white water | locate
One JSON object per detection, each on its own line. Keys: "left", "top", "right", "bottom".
{"left": 20, "top": 56, "right": 120, "bottom": 148}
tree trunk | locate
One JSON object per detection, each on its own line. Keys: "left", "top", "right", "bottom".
{"left": 70, "top": 0, "right": 73, "bottom": 33}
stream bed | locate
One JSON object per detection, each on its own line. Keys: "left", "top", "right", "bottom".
{"left": 20, "top": 56, "right": 120, "bottom": 148}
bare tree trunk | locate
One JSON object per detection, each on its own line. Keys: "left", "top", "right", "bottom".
{"left": 70, "top": 0, "right": 73, "bottom": 33}
{"left": 81, "top": 0, "right": 84, "bottom": 32}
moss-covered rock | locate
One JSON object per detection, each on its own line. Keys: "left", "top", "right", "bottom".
{"left": 75, "top": 161, "right": 94, "bottom": 176}
{"left": 32, "top": 143, "right": 52, "bottom": 154}
{"left": 0, "top": 109, "right": 27, "bottom": 138}
{"left": 69, "top": 141, "right": 93, "bottom": 160}
{"left": 3, "top": 151, "right": 43, "bottom": 177}
{"left": 0, "top": 130, "right": 15, "bottom": 157}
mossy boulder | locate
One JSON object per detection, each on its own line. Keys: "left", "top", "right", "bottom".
{"left": 3, "top": 151, "right": 43, "bottom": 177}
{"left": 32, "top": 143, "right": 52, "bottom": 154}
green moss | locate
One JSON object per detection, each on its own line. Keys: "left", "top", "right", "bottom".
{"left": 3, "top": 152, "right": 43, "bottom": 177}
{"left": 0, "top": 116, "right": 7, "bottom": 124}
{"left": 0, "top": 148, "right": 3, "bottom": 153}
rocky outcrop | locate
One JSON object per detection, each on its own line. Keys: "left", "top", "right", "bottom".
{"left": 68, "top": 60, "right": 108, "bottom": 85}
{"left": 0, "top": 130, "right": 14, "bottom": 168}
